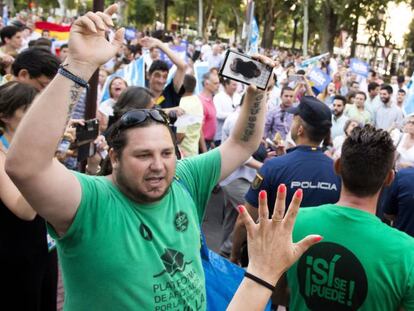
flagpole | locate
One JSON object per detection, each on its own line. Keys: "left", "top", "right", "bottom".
{"left": 85, "top": 0, "right": 104, "bottom": 121}
{"left": 82, "top": 0, "right": 104, "bottom": 172}
{"left": 303, "top": 0, "right": 309, "bottom": 56}
{"left": 245, "top": 0, "right": 255, "bottom": 52}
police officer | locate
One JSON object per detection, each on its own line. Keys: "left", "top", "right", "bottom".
{"left": 381, "top": 167, "right": 414, "bottom": 237}
{"left": 230, "top": 96, "right": 341, "bottom": 264}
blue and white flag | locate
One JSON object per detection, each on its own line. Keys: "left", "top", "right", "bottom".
{"left": 350, "top": 58, "right": 370, "bottom": 77}
{"left": 300, "top": 52, "right": 330, "bottom": 68}
{"left": 100, "top": 56, "right": 146, "bottom": 102}
{"left": 307, "top": 67, "right": 332, "bottom": 92}
{"left": 404, "top": 71, "right": 414, "bottom": 116}
{"left": 249, "top": 18, "right": 259, "bottom": 55}
{"left": 3, "top": 6, "right": 8, "bottom": 26}
{"left": 194, "top": 61, "right": 210, "bottom": 95}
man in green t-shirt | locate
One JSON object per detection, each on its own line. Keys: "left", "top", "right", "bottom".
{"left": 5, "top": 5, "right": 278, "bottom": 311}
{"left": 278, "top": 125, "right": 414, "bottom": 310}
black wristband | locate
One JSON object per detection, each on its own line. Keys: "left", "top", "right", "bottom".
{"left": 244, "top": 271, "right": 276, "bottom": 292}
{"left": 58, "top": 65, "right": 89, "bottom": 89}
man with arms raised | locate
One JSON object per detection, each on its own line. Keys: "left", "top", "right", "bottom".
{"left": 5, "top": 5, "right": 278, "bottom": 311}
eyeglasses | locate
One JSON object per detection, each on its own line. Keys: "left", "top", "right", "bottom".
{"left": 119, "top": 109, "right": 170, "bottom": 131}
{"left": 406, "top": 121, "right": 414, "bottom": 125}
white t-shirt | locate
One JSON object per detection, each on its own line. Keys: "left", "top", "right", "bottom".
{"left": 98, "top": 98, "right": 116, "bottom": 117}
{"left": 213, "top": 91, "right": 241, "bottom": 141}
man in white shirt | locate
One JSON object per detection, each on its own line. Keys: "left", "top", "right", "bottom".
{"left": 331, "top": 95, "right": 349, "bottom": 139}
{"left": 206, "top": 44, "right": 224, "bottom": 69}
{"left": 213, "top": 78, "right": 241, "bottom": 145}
{"left": 376, "top": 84, "right": 404, "bottom": 130}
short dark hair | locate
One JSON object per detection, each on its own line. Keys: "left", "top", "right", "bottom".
{"left": 397, "top": 75, "right": 405, "bottom": 84}
{"left": 60, "top": 43, "right": 68, "bottom": 50}
{"left": 333, "top": 95, "right": 347, "bottom": 105}
{"left": 340, "top": 125, "right": 395, "bottom": 197}
{"left": 300, "top": 118, "right": 330, "bottom": 145}
{"left": 281, "top": 86, "right": 294, "bottom": 97}
{"left": 398, "top": 89, "right": 406, "bottom": 95}
{"left": 148, "top": 60, "right": 169, "bottom": 76}
{"left": 355, "top": 91, "right": 367, "bottom": 100}
{"left": 351, "top": 81, "right": 359, "bottom": 87}
{"left": 12, "top": 48, "right": 60, "bottom": 79}
{"left": 0, "top": 81, "right": 38, "bottom": 129}
{"left": 0, "top": 26, "right": 22, "bottom": 44}
{"left": 33, "top": 37, "right": 52, "bottom": 48}
{"left": 367, "top": 82, "right": 379, "bottom": 92}
{"left": 380, "top": 84, "right": 393, "bottom": 94}
{"left": 183, "top": 74, "right": 196, "bottom": 93}
{"left": 106, "top": 112, "right": 174, "bottom": 162}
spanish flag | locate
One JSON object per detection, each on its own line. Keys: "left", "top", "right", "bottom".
{"left": 35, "top": 22, "right": 71, "bottom": 41}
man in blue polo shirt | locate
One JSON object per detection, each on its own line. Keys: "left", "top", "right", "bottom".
{"left": 230, "top": 96, "right": 341, "bottom": 264}
{"left": 382, "top": 168, "right": 414, "bottom": 237}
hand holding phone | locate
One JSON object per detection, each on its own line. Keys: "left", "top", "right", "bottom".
{"left": 75, "top": 119, "right": 99, "bottom": 162}
{"left": 219, "top": 50, "right": 273, "bottom": 90}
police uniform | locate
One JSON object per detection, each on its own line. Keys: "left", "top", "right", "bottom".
{"left": 245, "top": 145, "right": 341, "bottom": 212}
{"left": 381, "top": 168, "right": 414, "bottom": 237}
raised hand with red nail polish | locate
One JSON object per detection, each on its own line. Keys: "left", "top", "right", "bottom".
{"left": 228, "top": 186, "right": 322, "bottom": 311}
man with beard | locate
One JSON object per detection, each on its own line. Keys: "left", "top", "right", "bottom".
{"left": 264, "top": 86, "right": 295, "bottom": 141}
{"left": 331, "top": 95, "right": 349, "bottom": 139}
{"left": 231, "top": 96, "right": 341, "bottom": 264}
{"left": 375, "top": 84, "right": 404, "bottom": 130}
{"left": 5, "top": 5, "right": 275, "bottom": 310}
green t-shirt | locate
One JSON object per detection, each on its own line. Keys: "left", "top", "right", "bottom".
{"left": 48, "top": 149, "right": 221, "bottom": 311}
{"left": 287, "top": 204, "right": 414, "bottom": 311}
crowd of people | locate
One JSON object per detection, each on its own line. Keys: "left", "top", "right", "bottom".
{"left": 1, "top": 4, "right": 414, "bottom": 311}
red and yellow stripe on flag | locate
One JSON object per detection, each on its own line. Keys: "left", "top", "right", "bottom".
{"left": 34, "top": 22, "right": 71, "bottom": 41}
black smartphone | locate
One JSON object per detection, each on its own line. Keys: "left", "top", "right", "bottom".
{"left": 74, "top": 119, "right": 99, "bottom": 162}
{"left": 219, "top": 49, "right": 273, "bottom": 90}
{"left": 74, "top": 119, "right": 99, "bottom": 147}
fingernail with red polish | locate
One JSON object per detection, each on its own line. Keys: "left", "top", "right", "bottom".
{"left": 237, "top": 205, "right": 244, "bottom": 214}
{"left": 278, "top": 184, "right": 286, "bottom": 193}
{"left": 314, "top": 236, "right": 323, "bottom": 242}
{"left": 259, "top": 190, "right": 266, "bottom": 200}
{"left": 295, "top": 189, "right": 303, "bottom": 199}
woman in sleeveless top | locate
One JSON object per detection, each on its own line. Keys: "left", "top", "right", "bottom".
{"left": 0, "top": 81, "right": 57, "bottom": 311}
{"left": 396, "top": 115, "right": 414, "bottom": 170}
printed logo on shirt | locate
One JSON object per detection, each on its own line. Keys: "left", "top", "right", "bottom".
{"left": 291, "top": 181, "right": 338, "bottom": 191}
{"left": 252, "top": 173, "right": 264, "bottom": 190}
{"left": 296, "top": 242, "right": 368, "bottom": 310}
{"left": 154, "top": 248, "right": 193, "bottom": 278}
{"left": 174, "top": 211, "right": 189, "bottom": 232}
{"left": 152, "top": 248, "right": 205, "bottom": 310}
{"left": 139, "top": 223, "right": 153, "bottom": 241}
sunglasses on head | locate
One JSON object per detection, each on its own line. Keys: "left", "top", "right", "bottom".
{"left": 119, "top": 109, "right": 170, "bottom": 131}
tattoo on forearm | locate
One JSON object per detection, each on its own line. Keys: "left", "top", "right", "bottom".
{"left": 241, "top": 93, "right": 264, "bottom": 142}
{"left": 64, "top": 83, "right": 82, "bottom": 129}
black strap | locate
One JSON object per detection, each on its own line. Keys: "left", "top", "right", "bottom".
{"left": 58, "top": 65, "right": 90, "bottom": 89}
{"left": 244, "top": 271, "right": 276, "bottom": 292}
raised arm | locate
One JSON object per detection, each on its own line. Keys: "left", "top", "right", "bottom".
{"left": 218, "top": 55, "right": 273, "bottom": 181}
{"left": 139, "top": 37, "right": 187, "bottom": 93}
{"left": 5, "top": 5, "right": 124, "bottom": 235}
